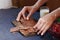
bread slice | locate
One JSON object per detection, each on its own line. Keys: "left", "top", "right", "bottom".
{"left": 10, "top": 18, "right": 37, "bottom": 36}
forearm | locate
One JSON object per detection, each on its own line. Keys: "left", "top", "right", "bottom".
{"left": 50, "top": 7, "right": 60, "bottom": 19}
{"left": 33, "top": 0, "right": 48, "bottom": 10}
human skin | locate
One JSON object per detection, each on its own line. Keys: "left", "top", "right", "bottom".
{"left": 34, "top": 7, "right": 60, "bottom": 35}
{"left": 16, "top": 0, "right": 48, "bottom": 21}
{"left": 16, "top": 0, "right": 60, "bottom": 36}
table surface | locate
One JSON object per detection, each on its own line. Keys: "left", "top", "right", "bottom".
{"left": 0, "top": 8, "right": 58, "bottom": 40}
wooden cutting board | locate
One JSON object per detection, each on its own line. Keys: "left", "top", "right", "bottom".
{"left": 10, "top": 18, "right": 37, "bottom": 36}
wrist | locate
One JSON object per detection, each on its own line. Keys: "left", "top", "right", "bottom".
{"left": 50, "top": 12, "right": 55, "bottom": 19}
{"left": 56, "top": 7, "right": 60, "bottom": 17}
{"left": 30, "top": 5, "right": 39, "bottom": 13}
{"left": 50, "top": 7, "right": 60, "bottom": 18}
{"left": 33, "top": 5, "right": 39, "bottom": 11}
{"left": 49, "top": 13, "right": 57, "bottom": 21}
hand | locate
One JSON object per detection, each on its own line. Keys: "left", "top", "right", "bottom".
{"left": 34, "top": 13, "right": 56, "bottom": 36}
{"left": 16, "top": 6, "right": 37, "bottom": 21}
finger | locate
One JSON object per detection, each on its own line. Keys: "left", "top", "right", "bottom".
{"left": 27, "top": 13, "right": 32, "bottom": 20}
{"left": 22, "top": 8, "right": 27, "bottom": 19}
{"left": 36, "top": 19, "right": 45, "bottom": 32}
{"left": 33, "top": 23, "right": 39, "bottom": 30}
{"left": 37, "top": 22, "right": 47, "bottom": 35}
{"left": 33, "top": 21, "right": 41, "bottom": 29}
{"left": 27, "top": 9, "right": 33, "bottom": 20}
{"left": 16, "top": 12, "right": 22, "bottom": 21}
{"left": 22, "top": 13, "right": 26, "bottom": 19}
{"left": 33, "top": 23, "right": 41, "bottom": 32}
{"left": 33, "top": 19, "right": 44, "bottom": 32}
{"left": 41, "top": 23, "right": 51, "bottom": 36}
{"left": 41, "top": 26, "right": 49, "bottom": 36}
{"left": 36, "top": 23, "right": 43, "bottom": 32}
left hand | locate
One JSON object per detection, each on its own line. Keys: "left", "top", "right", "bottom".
{"left": 33, "top": 13, "right": 56, "bottom": 36}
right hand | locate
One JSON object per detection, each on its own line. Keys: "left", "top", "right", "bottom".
{"left": 33, "top": 13, "right": 56, "bottom": 35}
{"left": 16, "top": 6, "right": 37, "bottom": 21}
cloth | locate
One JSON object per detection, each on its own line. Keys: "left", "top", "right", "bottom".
{"left": 0, "top": 8, "right": 55, "bottom": 40}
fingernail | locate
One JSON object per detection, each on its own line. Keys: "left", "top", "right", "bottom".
{"left": 41, "top": 33, "right": 43, "bottom": 36}
{"left": 16, "top": 19, "right": 19, "bottom": 21}
{"left": 27, "top": 17, "right": 29, "bottom": 20}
